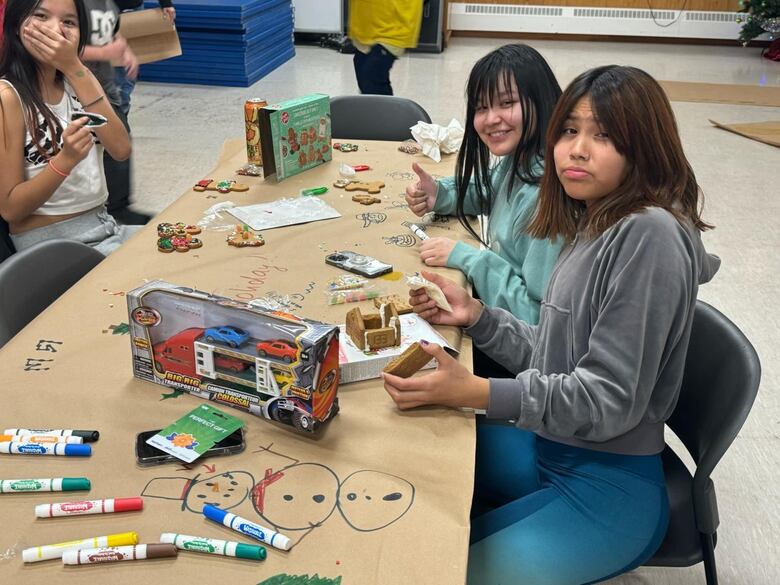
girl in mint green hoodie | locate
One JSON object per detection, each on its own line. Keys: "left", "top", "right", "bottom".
{"left": 406, "top": 43, "right": 563, "bottom": 326}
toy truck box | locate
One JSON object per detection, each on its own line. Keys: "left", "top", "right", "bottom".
{"left": 127, "top": 280, "right": 340, "bottom": 433}
{"left": 258, "top": 93, "right": 331, "bottom": 181}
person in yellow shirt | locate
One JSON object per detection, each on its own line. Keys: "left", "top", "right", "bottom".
{"left": 347, "top": 0, "right": 424, "bottom": 95}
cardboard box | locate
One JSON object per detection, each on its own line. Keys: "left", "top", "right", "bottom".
{"left": 338, "top": 313, "right": 457, "bottom": 384}
{"left": 118, "top": 8, "right": 181, "bottom": 65}
{"left": 259, "top": 93, "right": 331, "bottom": 180}
{"left": 127, "top": 280, "right": 340, "bottom": 433}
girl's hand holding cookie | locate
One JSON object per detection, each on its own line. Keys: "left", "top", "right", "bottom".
{"left": 405, "top": 162, "right": 438, "bottom": 216}
{"left": 382, "top": 341, "right": 489, "bottom": 410}
{"left": 409, "top": 270, "right": 482, "bottom": 327}
{"left": 23, "top": 20, "right": 80, "bottom": 73}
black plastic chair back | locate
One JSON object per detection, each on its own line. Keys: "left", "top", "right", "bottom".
{"left": 647, "top": 301, "right": 761, "bottom": 584}
{"left": 0, "top": 239, "right": 105, "bottom": 348}
{"left": 330, "top": 95, "right": 432, "bottom": 141}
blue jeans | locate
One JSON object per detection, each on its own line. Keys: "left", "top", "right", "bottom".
{"left": 114, "top": 65, "right": 135, "bottom": 117}
{"left": 469, "top": 422, "right": 669, "bottom": 585}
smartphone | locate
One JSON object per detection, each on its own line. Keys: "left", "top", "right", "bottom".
{"left": 135, "top": 427, "right": 245, "bottom": 466}
{"left": 325, "top": 250, "right": 393, "bottom": 278}
{"left": 71, "top": 111, "right": 108, "bottom": 128}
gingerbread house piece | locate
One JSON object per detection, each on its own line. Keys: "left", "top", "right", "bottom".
{"left": 345, "top": 303, "right": 401, "bottom": 351}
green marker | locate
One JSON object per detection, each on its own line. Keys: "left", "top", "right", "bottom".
{"left": 301, "top": 186, "right": 328, "bottom": 196}
{"left": 0, "top": 477, "right": 91, "bottom": 493}
{"left": 160, "top": 533, "right": 266, "bottom": 560}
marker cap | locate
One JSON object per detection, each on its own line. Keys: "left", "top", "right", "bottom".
{"left": 145, "top": 543, "right": 178, "bottom": 559}
{"left": 106, "top": 532, "right": 139, "bottom": 547}
{"left": 63, "top": 444, "right": 92, "bottom": 457}
{"left": 236, "top": 542, "right": 267, "bottom": 560}
{"left": 61, "top": 478, "right": 91, "bottom": 491}
{"left": 202, "top": 503, "right": 227, "bottom": 524}
{"left": 114, "top": 497, "right": 144, "bottom": 512}
{"left": 72, "top": 430, "right": 100, "bottom": 442}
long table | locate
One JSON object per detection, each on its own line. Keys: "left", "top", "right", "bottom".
{"left": 0, "top": 139, "right": 476, "bottom": 584}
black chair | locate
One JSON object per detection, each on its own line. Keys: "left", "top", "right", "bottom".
{"left": 330, "top": 95, "right": 432, "bottom": 141}
{"left": 0, "top": 217, "right": 15, "bottom": 264}
{"left": 0, "top": 239, "right": 105, "bottom": 348}
{"left": 645, "top": 300, "right": 761, "bottom": 584}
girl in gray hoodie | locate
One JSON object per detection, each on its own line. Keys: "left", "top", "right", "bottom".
{"left": 383, "top": 65, "right": 720, "bottom": 585}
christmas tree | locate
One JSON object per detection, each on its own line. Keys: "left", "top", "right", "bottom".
{"left": 739, "top": 0, "right": 780, "bottom": 43}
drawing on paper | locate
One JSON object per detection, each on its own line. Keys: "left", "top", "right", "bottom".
{"left": 140, "top": 443, "right": 415, "bottom": 548}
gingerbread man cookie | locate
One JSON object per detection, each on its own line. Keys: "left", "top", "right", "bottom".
{"left": 227, "top": 224, "right": 265, "bottom": 247}
{"left": 352, "top": 195, "right": 381, "bottom": 205}
{"left": 343, "top": 180, "right": 385, "bottom": 194}
{"left": 194, "top": 179, "right": 250, "bottom": 193}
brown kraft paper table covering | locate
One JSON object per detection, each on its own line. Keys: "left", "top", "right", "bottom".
{"left": 0, "top": 139, "right": 477, "bottom": 584}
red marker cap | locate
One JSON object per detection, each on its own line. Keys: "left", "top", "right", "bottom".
{"left": 114, "top": 497, "right": 144, "bottom": 512}
{"left": 353, "top": 165, "right": 370, "bottom": 171}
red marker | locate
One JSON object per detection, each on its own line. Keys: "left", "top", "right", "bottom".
{"left": 35, "top": 497, "right": 143, "bottom": 518}
{"left": 352, "top": 165, "right": 370, "bottom": 172}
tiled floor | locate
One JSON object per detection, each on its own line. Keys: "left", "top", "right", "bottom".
{"left": 130, "top": 37, "right": 779, "bottom": 584}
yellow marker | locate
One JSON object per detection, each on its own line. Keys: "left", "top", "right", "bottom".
{"left": 0, "top": 433, "right": 83, "bottom": 444}
{"left": 22, "top": 531, "right": 138, "bottom": 563}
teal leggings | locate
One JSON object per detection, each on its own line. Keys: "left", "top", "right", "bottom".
{"left": 469, "top": 422, "right": 669, "bottom": 585}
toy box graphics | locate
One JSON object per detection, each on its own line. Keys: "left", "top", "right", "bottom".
{"left": 259, "top": 93, "right": 331, "bottom": 181}
{"left": 127, "top": 281, "right": 340, "bottom": 433}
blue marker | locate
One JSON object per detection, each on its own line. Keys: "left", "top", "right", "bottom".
{"left": 202, "top": 504, "right": 290, "bottom": 551}
{"left": 0, "top": 441, "right": 91, "bottom": 457}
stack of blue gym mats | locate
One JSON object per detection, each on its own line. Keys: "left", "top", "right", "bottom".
{"left": 139, "top": 0, "right": 295, "bottom": 87}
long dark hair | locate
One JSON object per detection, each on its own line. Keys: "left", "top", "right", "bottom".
{"left": 0, "top": 0, "right": 88, "bottom": 156}
{"left": 529, "top": 65, "right": 712, "bottom": 243}
{"left": 455, "top": 43, "right": 561, "bottom": 245}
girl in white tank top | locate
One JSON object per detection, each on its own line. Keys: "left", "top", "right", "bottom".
{"left": 0, "top": 0, "right": 134, "bottom": 253}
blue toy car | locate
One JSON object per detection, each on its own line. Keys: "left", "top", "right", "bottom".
{"left": 204, "top": 326, "right": 249, "bottom": 348}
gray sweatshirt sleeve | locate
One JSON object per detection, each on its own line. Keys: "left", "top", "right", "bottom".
{"left": 472, "top": 211, "right": 699, "bottom": 442}
{"left": 466, "top": 305, "right": 538, "bottom": 374}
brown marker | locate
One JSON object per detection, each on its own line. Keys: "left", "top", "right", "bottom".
{"left": 61, "top": 543, "right": 177, "bottom": 565}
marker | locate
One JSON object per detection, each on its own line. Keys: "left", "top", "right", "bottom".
{"left": 301, "top": 186, "right": 328, "bottom": 196}
{"left": 36, "top": 496, "right": 144, "bottom": 518}
{"left": 0, "top": 434, "right": 83, "bottom": 444}
{"left": 0, "top": 441, "right": 91, "bottom": 457}
{"left": 160, "top": 532, "right": 266, "bottom": 560}
{"left": 352, "top": 165, "right": 370, "bottom": 171}
{"left": 403, "top": 221, "right": 430, "bottom": 241}
{"left": 62, "top": 543, "right": 177, "bottom": 565}
{"left": 4, "top": 428, "right": 99, "bottom": 442}
{"left": 202, "top": 504, "right": 290, "bottom": 551}
{"left": 22, "top": 531, "right": 138, "bottom": 563}
{"left": 1, "top": 477, "right": 91, "bottom": 494}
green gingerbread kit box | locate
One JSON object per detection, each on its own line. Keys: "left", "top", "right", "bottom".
{"left": 258, "top": 93, "right": 332, "bottom": 181}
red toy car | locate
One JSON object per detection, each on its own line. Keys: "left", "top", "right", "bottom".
{"left": 215, "top": 355, "right": 249, "bottom": 372}
{"left": 256, "top": 339, "right": 297, "bottom": 363}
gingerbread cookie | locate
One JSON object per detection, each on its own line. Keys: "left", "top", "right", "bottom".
{"left": 227, "top": 224, "right": 265, "bottom": 247}
{"left": 195, "top": 179, "right": 250, "bottom": 193}
{"left": 193, "top": 178, "right": 213, "bottom": 192}
{"left": 344, "top": 180, "right": 385, "bottom": 194}
{"left": 352, "top": 194, "right": 381, "bottom": 205}
{"left": 374, "top": 295, "right": 413, "bottom": 315}
{"left": 383, "top": 342, "right": 432, "bottom": 378}
{"left": 157, "top": 237, "right": 175, "bottom": 253}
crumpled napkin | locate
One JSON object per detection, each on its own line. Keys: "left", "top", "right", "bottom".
{"left": 410, "top": 118, "right": 464, "bottom": 163}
